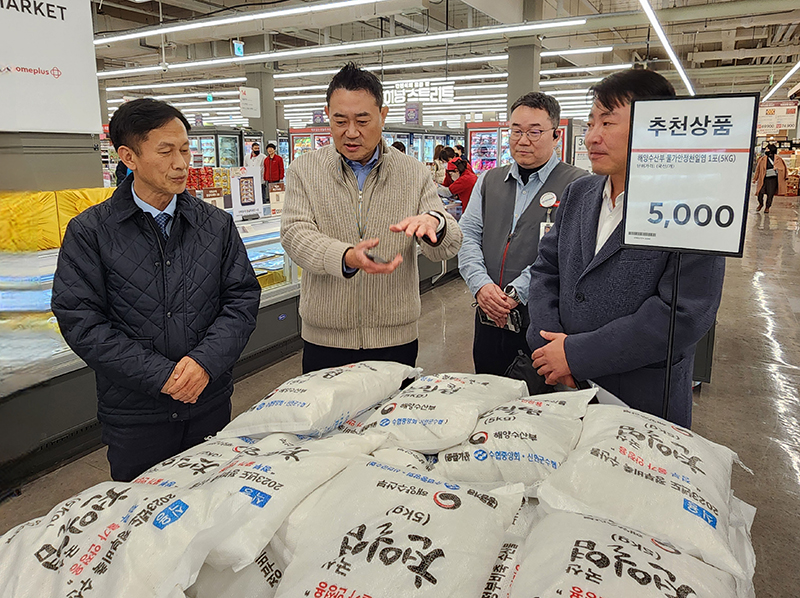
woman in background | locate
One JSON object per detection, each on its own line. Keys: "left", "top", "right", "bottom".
{"left": 753, "top": 144, "right": 788, "bottom": 214}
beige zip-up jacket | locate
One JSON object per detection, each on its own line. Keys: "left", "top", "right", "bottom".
{"left": 281, "top": 140, "right": 463, "bottom": 350}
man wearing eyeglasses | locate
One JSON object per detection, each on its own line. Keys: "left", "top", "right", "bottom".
{"left": 458, "top": 92, "right": 588, "bottom": 376}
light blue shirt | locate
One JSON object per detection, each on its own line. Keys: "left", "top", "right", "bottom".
{"left": 343, "top": 146, "right": 380, "bottom": 191}
{"left": 457, "top": 151, "right": 561, "bottom": 305}
{"left": 132, "top": 183, "right": 177, "bottom": 237}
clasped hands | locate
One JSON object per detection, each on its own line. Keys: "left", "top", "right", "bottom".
{"left": 161, "top": 356, "right": 209, "bottom": 404}
{"left": 532, "top": 330, "right": 577, "bottom": 389}
{"left": 344, "top": 213, "right": 440, "bottom": 274}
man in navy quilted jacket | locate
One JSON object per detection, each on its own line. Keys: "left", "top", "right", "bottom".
{"left": 52, "top": 99, "right": 261, "bottom": 481}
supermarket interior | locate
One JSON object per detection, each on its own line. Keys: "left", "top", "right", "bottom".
{"left": 2, "top": 0, "right": 800, "bottom": 597}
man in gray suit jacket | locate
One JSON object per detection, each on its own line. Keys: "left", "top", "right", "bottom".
{"left": 527, "top": 69, "right": 725, "bottom": 428}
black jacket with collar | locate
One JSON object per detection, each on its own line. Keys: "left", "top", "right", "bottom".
{"left": 52, "top": 176, "right": 261, "bottom": 426}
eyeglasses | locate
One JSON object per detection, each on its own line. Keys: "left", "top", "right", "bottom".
{"left": 509, "top": 128, "right": 555, "bottom": 142}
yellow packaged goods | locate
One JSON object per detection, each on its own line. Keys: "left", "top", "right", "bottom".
{"left": 55, "top": 188, "right": 114, "bottom": 242}
{"left": 0, "top": 191, "right": 60, "bottom": 251}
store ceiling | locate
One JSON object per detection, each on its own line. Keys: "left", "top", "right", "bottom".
{"left": 94, "top": 0, "right": 800, "bottom": 126}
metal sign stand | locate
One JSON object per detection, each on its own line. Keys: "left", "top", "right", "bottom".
{"left": 662, "top": 251, "right": 682, "bottom": 421}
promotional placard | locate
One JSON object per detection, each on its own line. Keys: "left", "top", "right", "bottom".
{"left": 0, "top": 0, "right": 102, "bottom": 134}
{"left": 269, "top": 182, "right": 285, "bottom": 217}
{"left": 622, "top": 94, "right": 759, "bottom": 257}
{"left": 230, "top": 167, "right": 263, "bottom": 221}
{"left": 572, "top": 135, "right": 592, "bottom": 172}
{"left": 239, "top": 86, "right": 261, "bottom": 118}
{"left": 756, "top": 100, "right": 798, "bottom": 136}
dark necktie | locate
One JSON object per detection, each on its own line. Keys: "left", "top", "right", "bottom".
{"left": 153, "top": 212, "right": 171, "bottom": 240}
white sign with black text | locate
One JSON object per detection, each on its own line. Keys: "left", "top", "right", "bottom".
{"left": 239, "top": 86, "right": 261, "bottom": 118}
{"left": 622, "top": 94, "right": 759, "bottom": 256}
{"left": 0, "top": 0, "right": 101, "bottom": 134}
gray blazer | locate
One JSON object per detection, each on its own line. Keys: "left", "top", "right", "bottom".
{"left": 526, "top": 175, "right": 725, "bottom": 427}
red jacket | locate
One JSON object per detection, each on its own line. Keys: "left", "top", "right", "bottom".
{"left": 265, "top": 154, "right": 285, "bottom": 182}
{"left": 448, "top": 170, "right": 478, "bottom": 211}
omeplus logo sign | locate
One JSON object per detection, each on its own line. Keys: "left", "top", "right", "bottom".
{"left": 0, "top": 64, "right": 62, "bottom": 78}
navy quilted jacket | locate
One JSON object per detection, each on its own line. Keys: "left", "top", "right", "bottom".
{"left": 52, "top": 177, "right": 261, "bottom": 426}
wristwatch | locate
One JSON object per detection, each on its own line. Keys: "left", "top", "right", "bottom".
{"left": 426, "top": 210, "right": 446, "bottom": 233}
{"left": 503, "top": 285, "right": 520, "bottom": 302}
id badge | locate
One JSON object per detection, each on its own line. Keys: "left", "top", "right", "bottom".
{"left": 540, "top": 221, "right": 553, "bottom": 240}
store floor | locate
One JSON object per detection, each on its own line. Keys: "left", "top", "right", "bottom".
{"left": 1, "top": 195, "right": 799, "bottom": 596}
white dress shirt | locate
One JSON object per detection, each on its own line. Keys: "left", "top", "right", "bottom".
{"left": 595, "top": 176, "right": 625, "bottom": 255}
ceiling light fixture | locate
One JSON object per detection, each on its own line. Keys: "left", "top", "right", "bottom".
{"left": 94, "top": 0, "right": 395, "bottom": 45}
{"left": 541, "top": 46, "right": 613, "bottom": 57}
{"left": 763, "top": 60, "right": 800, "bottom": 101}
{"left": 539, "top": 77, "right": 603, "bottom": 86}
{"left": 106, "top": 77, "right": 247, "bottom": 92}
{"left": 638, "top": 0, "right": 694, "bottom": 95}
{"left": 540, "top": 63, "right": 632, "bottom": 75}
{"left": 97, "top": 20, "right": 584, "bottom": 79}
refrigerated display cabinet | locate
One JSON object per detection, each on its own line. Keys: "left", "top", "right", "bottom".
{"left": 198, "top": 135, "right": 217, "bottom": 166}
{"left": 243, "top": 133, "right": 264, "bottom": 158}
{"left": 278, "top": 132, "right": 290, "bottom": 164}
{"left": 218, "top": 134, "right": 242, "bottom": 167}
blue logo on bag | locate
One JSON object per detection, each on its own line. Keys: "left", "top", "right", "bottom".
{"left": 444, "top": 483, "right": 460, "bottom": 490}
{"left": 240, "top": 486, "right": 272, "bottom": 508}
{"left": 379, "top": 418, "right": 390, "bottom": 427}
{"left": 153, "top": 500, "right": 189, "bottom": 529}
{"left": 683, "top": 498, "right": 717, "bottom": 529}
{"left": 474, "top": 449, "right": 488, "bottom": 462}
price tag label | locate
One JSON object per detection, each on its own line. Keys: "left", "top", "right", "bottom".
{"left": 622, "top": 94, "right": 759, "bottom": 257}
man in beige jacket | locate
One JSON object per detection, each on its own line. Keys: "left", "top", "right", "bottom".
{"left": 281, "top": 63, "right": 463, "bottom": 373}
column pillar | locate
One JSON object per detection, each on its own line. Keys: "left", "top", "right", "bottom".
{"left": 243, "top": 34, "right": 279, "bottom": 143}
{"left": 506, "top": 0, "right": 543, "bottom": 112}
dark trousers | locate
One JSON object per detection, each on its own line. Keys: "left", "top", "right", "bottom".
{"left": 302, "top": 340, "right": 418, "bottom": 374}
{"left": 473, "top": 311, "right": 531, "bottom": 376}
{"left": 101, "top": 399, "right": 231, "bottom": 482}
{"left": 757, "top": 176, "right": 779, "bottom": 209}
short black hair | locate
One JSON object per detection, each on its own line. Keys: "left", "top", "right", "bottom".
{"left": 327, "top": 62, "right": 383, "bottom": 108}
{"left": 590, "top": 68, "right": 676, "bottom": 111}
{"left": 454, "top": 144, "right": 465, "bottom": 154}
{"left": 252, "top": 142, "right": 260, "bottom": 147}
{"left": 109, "top": 98, "right": 190, "bottom": 153}
{"left": 441, "top": 147, "right": 456, "bottom": 161}
{"left": 509, "top": 92, "right": 561, "bottom": 130}
{"left": 266, "top": 142, "right": 276, "bottom": 150}
{"left": 453, "top": 158, "right": 469, "bottom": 174}
{"left": 391, "top": 140, "right": 406, "bottom": 153}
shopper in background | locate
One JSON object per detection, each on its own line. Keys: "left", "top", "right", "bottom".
{"left": 281, "top": 62, "right": 462, "bottom": 373}
{"left": 440, "top": 146, "right": 457, "bottom": 187}
{"left": 432, "top": 144, "right": 447, "bottom": 184}
{"left": 265, "top": 142, "right": 285, "bottom": 183}
{"left": 440, "top": 157, "right": 478, "bottom": 212}
{"left": 527, "top": 69, "right": 725, "bottom": 428}
{"left": 454, "top": 144, "right": 466, "bottom": 158}
{"left": 753, "top": 143, "right": 788, "bottom": 213}
{"left": 459, "top": 92, "right": 588, "bottom": 376}
{"left": 391, "top": 140, "right": 407, "bottom": 153}
{"left": 245, "top": 141, "right": 267, "bottom": 200}
{"left": 51, "top": 98, "right": 261, "bottom": 482}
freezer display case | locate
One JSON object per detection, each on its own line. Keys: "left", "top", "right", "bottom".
{"left": 290, "top": 128, "right": 333, "bottom": 160}
{"left": 278, "top": 132, "right": 290, "bottom": 164}
{"left": 243, "top": 132, "right": 263, "bottom": 158}
{"left": 218, "top": 134, "right": 242, "bottom": 167}
{"left": 409, "top": 136, "right": 423, "bottom": 161}
{"left": 467, "top": 125, "right": 500, "bottom": 174}
{"left": 499, "top": 129, "right": 512, "bottom": 167}
{"left": 197, "top": 135, "right": 217, "bottom": 166}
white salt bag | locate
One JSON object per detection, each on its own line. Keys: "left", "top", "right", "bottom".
{"left": 437, "top": 390, "right": 595, "bottom": 493}
{"left": 362, "top": 373, "right": 528, "bottom": 453}
{"left": 134, "top": 434, "right": 300, "bottom": 489}
{"left": 509, "top": 511, "right": 737, "bottom": 598}
{"left": 537, "top": 405, "right": 748, "bottom": 578}
{"left": 0, "top": 481, "right": 230, "bottom": 598}
{"left": 372, "top": 447, "right": 435, "bottom": 472}
{"left": 190, "top": 432, "right": 385, "bottom": 572}
{"left": 274, "top": 458, "right": 523, "bottom": 598}
{"left": 185, "top": 544, "right": 285, "bottom": 598}
{"left": 220, "top": 361, "right": 418, "bottom": 438}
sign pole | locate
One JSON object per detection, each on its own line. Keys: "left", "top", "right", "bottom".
{"left": 662, "top": 251, "right": 683, "bottom": 421}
